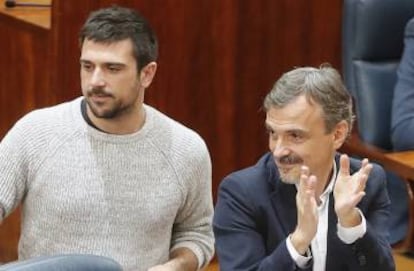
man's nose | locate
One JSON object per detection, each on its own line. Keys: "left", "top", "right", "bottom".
{"left": 90, "top": 69, "right": 106, "bottom": 87}
{"left": 272, "top": 139, "right": 290, "bottom": 158}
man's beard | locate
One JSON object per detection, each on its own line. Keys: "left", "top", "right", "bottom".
{"left": 86, "top": 88, "right": 130, "bottom": 119}
{"left": 276, "top": 154, "right": 304, "bottom": 184}
{"left": 87, "top": 98, "right": 121, "bottom": 119}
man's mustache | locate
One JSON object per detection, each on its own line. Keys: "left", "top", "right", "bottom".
{"left": 277, "top": 155, "right": 303, "bottom": 165}
{"left": 87, "top": 88, "right": 113, "bottom": 97}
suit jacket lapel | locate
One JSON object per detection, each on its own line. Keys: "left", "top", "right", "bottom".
{"left": 270, "top": 177, "right": 298, "bottom": 236}
{"left": 263, "top": 154, "right": 298, "bottom": 236}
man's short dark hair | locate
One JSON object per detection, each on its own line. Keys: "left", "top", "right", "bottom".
{"left": 79, "top": 5, "right": 158, "bottom": 71}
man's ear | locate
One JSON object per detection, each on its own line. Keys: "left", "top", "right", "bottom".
{"left": 139, "top": 62, "right": 157, "bottom": 88}
{"left": 333, "top": 120, "right": 349, "bottom": 150}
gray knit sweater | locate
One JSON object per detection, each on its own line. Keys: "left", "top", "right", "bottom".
{"left": 0, "top": 97, "right": 214, "bottom": 271}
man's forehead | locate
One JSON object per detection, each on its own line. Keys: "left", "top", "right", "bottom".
{"left": 264, "top": 119, "right": 309, "bottom": 134}
{"left": 80, "top": 39, "right": 136, "bottom": 65}
{"left": 265, "top": 103, "right": 324, "bottom": 132}
{"left": 81, "top": 39, "right": 134, "bottom": 55}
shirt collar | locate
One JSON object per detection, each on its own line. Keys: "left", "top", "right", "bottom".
{"left": 319, "top": 160, "right": 337, "bottom": 205}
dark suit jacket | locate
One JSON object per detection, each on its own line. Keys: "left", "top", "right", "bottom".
{"left": 213, "top": 153, "right": 395, "bottom": 271}
{"left": 392, "top": 17, "right": 414, "bottom": 151}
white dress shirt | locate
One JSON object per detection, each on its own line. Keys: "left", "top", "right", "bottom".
{"left": 286, "top": 161, "right": 367, "bottom": 271}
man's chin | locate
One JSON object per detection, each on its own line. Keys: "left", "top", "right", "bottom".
{"left": 280, "top": 176, "right": 299, "bottom": 185}
{"left": 87, "top": 102, "right": 117, "bottom": 119}
{"left": 278, "top": 166, "right": 300, "bottom": 184}
{"left": 277, "top": 166, "right": 301, "bottom": 184}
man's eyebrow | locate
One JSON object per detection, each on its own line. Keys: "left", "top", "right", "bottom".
{"left": 105, "top": 62, "right": 126, "bottom": 66}
{"left": 79, "top": 59, "right": 126, "bottom": 66}
{"left": 264, "top": 122, "right": 308, "bottom": 134}
{"left": 264, "top": 122, "right": 273, "bottom": 131}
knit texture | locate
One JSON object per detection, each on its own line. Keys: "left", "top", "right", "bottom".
{"left": 0, "top": 97, "right": 214, "bottom": 271}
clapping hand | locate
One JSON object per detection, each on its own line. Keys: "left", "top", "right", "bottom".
{"left": 334, "top": 154, "right": 372, "bottom": 227}
{"left": 291, "top": 166, "right": 318, "bottom": 254}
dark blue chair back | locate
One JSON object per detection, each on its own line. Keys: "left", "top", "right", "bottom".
{"left": 342, "top": 0, "right": 414, "bottom": 150}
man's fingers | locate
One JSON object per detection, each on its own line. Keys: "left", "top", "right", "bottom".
{"left": 339, "top": 154, "right": 350, "bottom": 177}
{"left": 298, "top": 166, "right": 309, "bottom": 193}
{"left": 361, "top": 161, "right": 373, "bottom": 176}
{"left": 298, "top": 168, "right": 317, "bottom": 208}
{"left": 350, "top": 191, "right": 366, "bottom": 207}
{"left": 361, "top": 158, "right": 369, "bottom": 168}
{"left": 356, "top": 173, "right": 368, "bottom": 192}
{"left": 355, "top": 162, "right": 371, "bottom": 192}
{"left": 307, "top": 175, "right": 317, "bottom": 191}
{"left": 302, "top": 175, "right": 317, "bottom": 202}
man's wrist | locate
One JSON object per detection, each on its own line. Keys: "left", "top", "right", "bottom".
{"left": 286, "top": 236, "right": 312, "bottom": 269}
{"left": 337, "top": 208, "right": 361, "bottom": 227}
{"left": 167, "top": 247, "right": 198, "bottom": 271}
{"left": 290, "top": 231, "right": 311, "bottom": 255}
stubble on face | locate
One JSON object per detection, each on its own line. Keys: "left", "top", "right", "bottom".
{"left": 80, "top": 39, "right": 142, "bottom": 121}
{"left": 85, "top": 86, "right": 138, "bottom": 119}
{"left": 86, "top": 87, "right": 117, "bottom": 118}
{"left": 275, "top": 153, "right": 304, "bottom": 184}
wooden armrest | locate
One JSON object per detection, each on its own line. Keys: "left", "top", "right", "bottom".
{"left": 0, "top": 208, "right": 20, "bottom": 262}
{"left": 341, "top": 133, "right": 414, "bottom": 181}
{"left": 203, "top": 258, "right": 219, "bottom": 271}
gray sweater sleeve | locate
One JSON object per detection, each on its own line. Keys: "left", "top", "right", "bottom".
{"left": 0, "top": 116, "right": 32, "bottom": 219}
{"left": 169, "top": 137, "right": 214, "bottom": 269}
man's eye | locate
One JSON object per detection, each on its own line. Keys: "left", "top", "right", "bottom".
{"left": 108, "top": 66, "right": 121, "bottom": 72}
{"left": 81, "top": 63, "right": 92, "bottom": 71}
{"left": 290, "top": 132, "right": 303, "bottom": 141}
